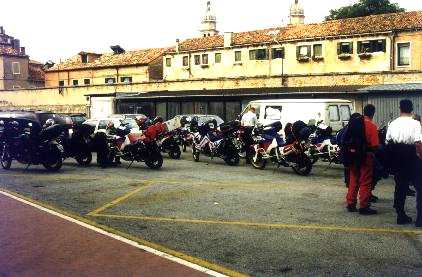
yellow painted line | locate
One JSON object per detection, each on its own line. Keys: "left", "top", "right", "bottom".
{"left": 0, "top": 188, "right": 247, "bottom": 277}
{"left": 87, "top": 182, "right": 153, "bottom": 216}
{"left": 93, "top": 213, "right": 422, "bottom": 236}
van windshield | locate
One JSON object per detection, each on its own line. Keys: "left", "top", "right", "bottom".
{"left": 340, "top": 105, "right": 351, "bottom": 121}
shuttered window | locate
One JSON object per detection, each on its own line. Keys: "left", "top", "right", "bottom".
{"left": 357, "top": 39, "right": 386, "bottom": 53}
{"left": 337, "top": 42, "right": 353, "bottom": 55}
{"left": 397, "top": 42, "right": 411, "bottom": 66}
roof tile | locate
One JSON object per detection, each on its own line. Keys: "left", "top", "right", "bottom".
{"left": 174, "top": 11, "right": 422, "bottom": 52}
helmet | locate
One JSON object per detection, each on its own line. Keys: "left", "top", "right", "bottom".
{"left": 152, "top": 116, "right": 163, "bottom": 124}
{"left": 106, "top": 121, "right": 115, "bottom": 129}
{"left": 135, "top": 115, "right": 148, "bottom": 125}
{"left": 44, "top": 119, "right": 55, "bottom": 128}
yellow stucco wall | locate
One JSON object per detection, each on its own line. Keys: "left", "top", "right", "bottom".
{"left": 45, "top": 65, "right": 150, "bottom": 87}
{"left": 2, "top": 71, "right": 422, "bottom": 113}
{"left": 163, "top": 32, "right": 422, "bottom": 81}
{"left": 395, "top": 32, "right": 422, "bottom": 71}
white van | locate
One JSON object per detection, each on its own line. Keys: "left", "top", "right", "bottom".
{"left": 242, "top": 99, "right": 354, "bottom": 131}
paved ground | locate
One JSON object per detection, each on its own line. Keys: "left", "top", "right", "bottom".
{"left": 0, "top": 192, "right": 210, "bottom": 277}
{"left": 1, "top": 152, "right": 422, "bottom": 276}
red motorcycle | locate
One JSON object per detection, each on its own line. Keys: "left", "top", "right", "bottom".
{"left": 95, "top": 122, "right": 167, "bottom": 169}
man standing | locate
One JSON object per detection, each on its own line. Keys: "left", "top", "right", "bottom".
{"left": 386, "top": 99, "right": 422, "bottom": 225}
{"left": 346, "top": 104, "right": 379, "bottom": 215}
{"left": 241, "top": 107, "right": 258, "bottom": 164}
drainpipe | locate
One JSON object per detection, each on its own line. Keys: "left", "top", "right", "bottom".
{"left": 390, "top": 31, "right": 397, "bottom": 71}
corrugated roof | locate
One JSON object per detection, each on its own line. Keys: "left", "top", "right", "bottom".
{"left": 48, "top": 48, "right": 169, "bottom": 71}
{"left": 172, "top": 11, "right": 422, "bottom": 53}
{"left": 359, "top": 83, "right": 422, "bottom": 92}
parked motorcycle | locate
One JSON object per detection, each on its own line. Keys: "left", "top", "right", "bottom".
{"left": 251, "top": 121, "right": 313, "bottom": 176}
{"left": 307, "top": 122, "right": 340, "bottom": 165}
{"left": 158, "top": 129, "right": 182, "bottom": 159}
{"left": 0, "top": 118, "right": 64, "bottom": 171}
{"left": 191, "top": 120, "right": 240, "bottom": 166}
{"left": 94, "top": 122, "right": 166, "bottom": 169}
{"left": 60, "top": 124, "right": 94, "bottom": 166}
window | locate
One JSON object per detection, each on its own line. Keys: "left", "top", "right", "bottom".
{"left": 272, "top": 48, "right": 285, "bottom": 59}
{"left": 72, "top": 79, "right": 79, "bottom": 86}
{"left": 202, "top": 54, "right": 208, "bottom": 65}
{"left": 105, "top": 77, "right": 116, "bottom": 84}
{"left": 397, "top": 42, "right": 410, "bottom": 66}
{"left": 59, "top": 80, "right": 65, "bottom": 87}
{"left": 84, "top": 79, "right": 91, "bottom": 85}
{"left": 12, "top": 62, "right": 20, "bottom": 75}
{"left": 194, "top": 55, "right": 201, "bottom": 65}
{"left": 337, "top": 42, "right": 353, "bottom": 55}
{"left": 340, "top": 105, "right": 351, "bottom": 121}
{"left": 120, "top": 76, "right": 132, "bottom": 84}
{"left": 235, "top": 51, "right": 242, "bottom": 62}
{"left": 165, "top": 58, "right": 172, "bottom": 67}
{"left": 357, "top": 39, "right": 386, "bottom": 53}
{"left": 264, "top": 106, "right": 282, "bottom": 120}
{"left": 249, "top": 49, "right": 269, "bottom": 60}
{"left": 215, "top": 53, "right": 222, "bottom": 63}
{"left": 182, "top": 56, "right": 189, "bottom": 67}
{"left": 297, "top": 45, "right": 311, "bottom": 59}
{"left": 328, "top": 105, "right": 340, "bottom": 122}
{"left": 313, "top": 44, "right": 323, "bottom": 57}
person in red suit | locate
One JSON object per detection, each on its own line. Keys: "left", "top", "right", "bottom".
{"left": 346, "top": 104, "right": 380, "bottom": 215}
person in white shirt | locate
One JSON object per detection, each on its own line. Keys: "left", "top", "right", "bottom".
{"left": 241, "top": 107, "right": 257, "bottom": 127}
{"left": 241, "top": 107, "right": 257, "bottom": 164}
{"left": 385, "top": 99, "right": 422, "bottom": 227}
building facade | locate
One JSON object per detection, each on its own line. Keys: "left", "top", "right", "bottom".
{"left": 45, "top": 47, "right": 166, "bottom": 88}
{"left": 163, "top": 11, "right": 422, "bottom": 82}
{"left": 0, "top": 26, "right": 44, "bottom": 90}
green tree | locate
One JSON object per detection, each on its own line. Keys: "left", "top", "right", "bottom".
{"left": 325, "top": 0, "right": 405, "bottom": 21}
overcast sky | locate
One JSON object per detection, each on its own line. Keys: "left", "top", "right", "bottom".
{"left": 2, "top": 0, "right": 422, "bottom": 62}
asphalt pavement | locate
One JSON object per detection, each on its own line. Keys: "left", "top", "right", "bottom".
{"left": 0, "top": 152, "right": 421, "bottom": 276}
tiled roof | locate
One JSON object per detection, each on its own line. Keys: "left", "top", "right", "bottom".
{"left": 48, "top": 48, "right": 169, "bottom": 71}
{"left": 173, "top": 11, "right": 422, "bottom": 53}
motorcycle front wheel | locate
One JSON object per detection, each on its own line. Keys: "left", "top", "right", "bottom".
{"left": 292, "top": 155, "right": 313, "bottom": 176}
{"left": 76, "top": 151, "right": 92, "bottom": 166}
{"left": 42, "top": 149, "right": 63, "bottom": 172}
{"left": 224, "top": 154, "right": 240, "bottom": 166}
{"left": 1, "top": 146, "right": 12, "bottom": 170}
{"left": 251, "top": 150, "right": 267, "bottom": 170}
{"left": 192, "top": 145, "right": 200, "bottom": 162}
{"left": 168, "top": 145, "right": 181, "bottom": 160}
{"left": 145, "top": 152, "right": 163, "bottom": 169}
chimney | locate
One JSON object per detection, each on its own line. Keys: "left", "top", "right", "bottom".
{"left": 12, "top": 39, "right": 20, "bottom": 50}
{"left": 0, "top": 26, "right": 4, "bottom": 34}
{"left": 224, "top": 32, "right": 233, "bottom": 48}
{"left": 176, "top": 39, "right": 180, "bottom": 53}
{"left": 20, "top": 47, "right": 25, "bottom": 55}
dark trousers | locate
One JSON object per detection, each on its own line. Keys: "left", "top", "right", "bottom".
{"left": 414, "top": 158, "right": 422, "bottom": 224}
{"left": 387, "top": 143, "right": 418, "bottom": 215}
{"left": 393, "top": 175, "right": 411, "bottom": 213}
{"left": 242, "top": 127, "right": 254, "bottom": 163}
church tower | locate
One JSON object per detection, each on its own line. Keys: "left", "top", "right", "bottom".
{"left": 200, "top": 1, "right": 219, "bottom": 37}
{"left": 289, "top": 0, "right": 305, "bottom": 26}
